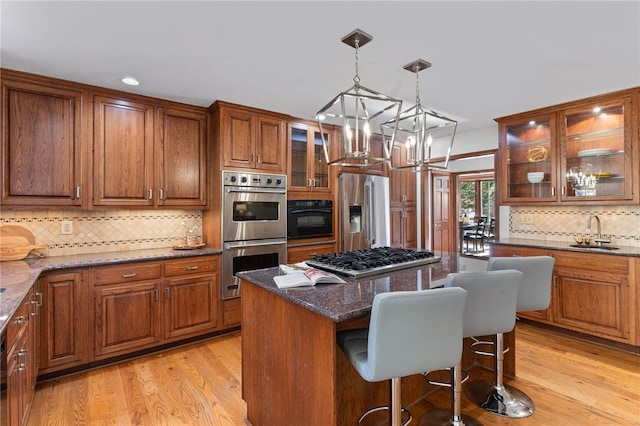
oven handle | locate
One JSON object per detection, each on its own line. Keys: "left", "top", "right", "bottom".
{"left": 224, "top": 239, "right": 287, "bottom": 250}
{"left": 225, "top": 187, "right": 286, "bottom": 194}
{"left": 288, "top": 209, "right": 332, "bottom": 214}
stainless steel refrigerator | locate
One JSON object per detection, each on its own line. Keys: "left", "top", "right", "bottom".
{"left": 339, "top": 173, "right": 391, "bottom": 252}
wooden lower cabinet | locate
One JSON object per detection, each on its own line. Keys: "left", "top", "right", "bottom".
{"left": 164, "top": 257, "right": 219, "bottom": 340}
{"left": 94, "top": 280, "right": 162, "bottom": 359}
{"left": 4, "top": 287, "right": 38, "bottom": 426}
{"left": 287, "top": 242, "right": 336, "bottom": 264}
{"left": 490, "top": 244, "right": 635, "bottom": 345}
{"left": 38, "top": 270, "right": 89, "bottom": 375}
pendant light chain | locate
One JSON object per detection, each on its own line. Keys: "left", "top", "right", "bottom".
{"left": 353, "top": 39, "right": 361, "bottom": 88}
{"left": 415, "top": 65, "right": 421, "bottom": 105}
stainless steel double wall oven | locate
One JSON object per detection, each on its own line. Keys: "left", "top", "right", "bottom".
{"left": 221, "top": 171, "right": 287, "bottom": 299}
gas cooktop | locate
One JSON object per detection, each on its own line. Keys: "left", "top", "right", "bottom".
{"left": 305, "top": 247, "right": 440, "bottom": 278}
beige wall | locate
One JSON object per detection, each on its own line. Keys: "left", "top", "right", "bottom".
{"left": 0, "top": 209, "right": 203, "bottom": 257}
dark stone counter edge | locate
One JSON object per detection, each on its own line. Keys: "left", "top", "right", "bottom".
{"left": 238, "top": 268, "right": 370, "bottom": 323}
{"left": 490, "top": 239, "right": 640, "bottom": 257}
{"left": 0, "top": 247, "right": 222, "bottom": 336}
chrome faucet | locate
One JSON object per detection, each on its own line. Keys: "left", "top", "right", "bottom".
{"left": 587, "top": 214, "right": 610, "bottom": 246}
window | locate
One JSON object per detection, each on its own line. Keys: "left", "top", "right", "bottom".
{"left": 459, "top": 172, "right": 495, "bottom": 221}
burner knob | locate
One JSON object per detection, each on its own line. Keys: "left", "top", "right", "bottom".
{"left": 229, "top": 176, "right": 237, "bottom": 183}
{"left": 266, "top": 178, "right": 273, "bottom": 184}
{"left": 241, "top": 176, "right": 247, "bottom": 183}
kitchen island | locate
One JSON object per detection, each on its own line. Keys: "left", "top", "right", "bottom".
{"left": 238, "top": 253, "right": 516, "bottom": 426}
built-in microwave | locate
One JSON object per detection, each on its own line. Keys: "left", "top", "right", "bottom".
{"left": 287, "top": 200, "right": 333, "bottom": 239}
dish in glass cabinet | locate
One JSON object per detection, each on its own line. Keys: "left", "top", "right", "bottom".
{"left": 527, "top": 172, "right": 544, "bottom": 183}
{"left": 577, "top": 148, "right": 612, "bottom": 157}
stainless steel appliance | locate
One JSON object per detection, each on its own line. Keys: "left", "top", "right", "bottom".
{"left": 306, "top": 247, "right": 440, "bottom": 278}
{"left": 339, "top": 173, "right": 390, "bottom": 252}
{"left": 287, "top": 199, "right": 333, "bottom": 239}
{"left": 222, "top": 171, "right": 287, "bottom": 299}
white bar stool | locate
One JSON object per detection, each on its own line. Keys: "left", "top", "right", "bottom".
{"left": 465, "top": 255, "right": 555, "bottom": 418}
{"left": 422, "top": 269, "right": 523, "bottom": 426}
{"left": 337, "top": 288, "right": 468, "bottom": 426}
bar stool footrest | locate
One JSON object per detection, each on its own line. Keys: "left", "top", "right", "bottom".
{"left": 358, "top": 405, "right": 412, "bottom": 425}
{"left": 423, "top": 369, "right": 469, "bottom": 387}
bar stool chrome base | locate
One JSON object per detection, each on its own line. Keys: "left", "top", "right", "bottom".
{"left": 358, "top": 406, "right": 412, "bottom": 425}
{"left": 465, "top": 380, "right": 534, "bottom": 418}
{"left": 420, "top": 410, "right": 483, "bottom": 426}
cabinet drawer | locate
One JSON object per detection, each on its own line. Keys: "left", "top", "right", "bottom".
{"left": 164, "top": 256, "right": 218, "bottom": 277}
{"left": 7, "top": 293, "right": 30, "bottom": 345}
{"left": 553, "top": 252, "right": 629, "bottom": 274}
{"left": 93, "top": 263, "right": 162, "bottom": 285}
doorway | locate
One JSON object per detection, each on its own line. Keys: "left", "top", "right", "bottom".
{"left": 458, "top": 172, "right": 495, "bottom": 257}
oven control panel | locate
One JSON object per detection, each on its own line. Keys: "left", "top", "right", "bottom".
{"left": 223, "top": 171, "right": 287, "bottom": 189}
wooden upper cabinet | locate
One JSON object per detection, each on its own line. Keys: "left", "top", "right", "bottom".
{"left": 93, "top": 96, "right": 155, "bottom": 207}
{"left": 287, "top": 121, "right": 332, "bottom": 193}
{"left": 496, "top": 87, "right": 639, "bottom": 205}
{"left": 157, "top": 107, "right": 208, "bottom": 207}
{"left": 390, "top": 144, "right": 416, "bottom": 206}
{"left": 93, "top": 96, "right": 208, "bottom": 208}
{"left": 1, "top": 78, "right": 83, "bottom": 207}
{"left": 221, "top": 103, "right": 285, "bottom": 173}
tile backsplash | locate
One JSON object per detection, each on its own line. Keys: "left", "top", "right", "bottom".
{"left": 0, "top": 209, "right": 203, "bottom": 257}
{"left": 509, "top": 205, "right": 640, "bottom": 246}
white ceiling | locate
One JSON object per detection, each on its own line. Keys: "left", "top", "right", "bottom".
{"left": 2, "top": 1, "right": 639, "bottom": 141}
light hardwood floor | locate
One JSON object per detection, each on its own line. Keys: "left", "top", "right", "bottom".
{"left": 28, "top": 323, "right": 639, "bottom": 425}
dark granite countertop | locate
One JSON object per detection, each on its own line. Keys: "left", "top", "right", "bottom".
{"left": 238, "top": 253, "right": 463, "bottom": 323}
{"left": 0, "top": 246, "right": 221, "bottom": 335}
{"left": 491, "top": 238, "right": 640, "bottom": 257}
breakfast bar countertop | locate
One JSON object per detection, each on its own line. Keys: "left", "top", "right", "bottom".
{"left": 0, "top": 246, "right": 221, "bottom": 336}
{"left": 238, "top": 253, "right": 463, "bottom": 323}
{"left": 491, "top": 238, "right": 640, "bottom": 257}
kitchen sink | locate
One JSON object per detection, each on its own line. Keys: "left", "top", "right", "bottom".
{"left": 569, "top": 244, "right": 620, "bottom": 251}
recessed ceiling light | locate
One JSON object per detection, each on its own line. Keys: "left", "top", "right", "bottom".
{"left": 121, "top": 77, "right": 139, "bottom": 86}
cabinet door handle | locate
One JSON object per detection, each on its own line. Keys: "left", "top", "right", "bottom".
{"left": 18, "top": 348, "right": 28, "bottom": 371}
{"left": 121, "top": 273, "right": 137, "bottom": 278}
{"left": 166, "top": 287, "right": 170, "bottom": 299}
{"left": 551, "top": 187, "right": 555, "bottom": 196}
{"left": 159, "top": 189, "right": 164, "bottom": 200}
{"left": 15, "top": 315, "right": 28, "bottom": 325}
{"left": 148, "top": 189, "right": 153, "bottom": 200}
{"left": 257, "top": 154, "right": 261, "bottom": 164}
{"left": 313, "top": 178, "right": 317, "bottom": 187}
{"left": 185, "top": 266, "right": 198, "bottom": 271}
{"left": 155, "top": 289, "right": 159, "bottom": 302}
{"left": 75, "top": 186, "right": 81, "bottom": 200}
{"left": 561, "top": 187, "right": 565, "bottom": 196}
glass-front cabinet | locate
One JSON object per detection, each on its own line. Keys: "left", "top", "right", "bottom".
{"left": 288, "top": 121, "right": 332, "bottom": 193}
{"left": 560, "top": 96, "right": 633, "bottom": 202}
{"left": 500, "top": 114, "right": 557, "bottom": 203}
{"left": 497, "top": 88, "right": 638, "bottom": 205}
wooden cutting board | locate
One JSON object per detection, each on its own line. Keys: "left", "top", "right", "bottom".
{"left": 0, "top": 225, "right": 47, "bottom": 261}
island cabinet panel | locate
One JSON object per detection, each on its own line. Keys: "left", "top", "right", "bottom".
{"left": 156, "top": 107, "right": 208, "bottom": 207}
{"left": 242, "top": 283, "right": 337, "bottom": 426}
{"left": 38, "top": 270, "right": 90, "bottom": 375}
{"left": 93, "top": 96, "right": 155, "bottom": 207}
{"left": 1, "top": 77, "right": 84, "bottom": 207}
